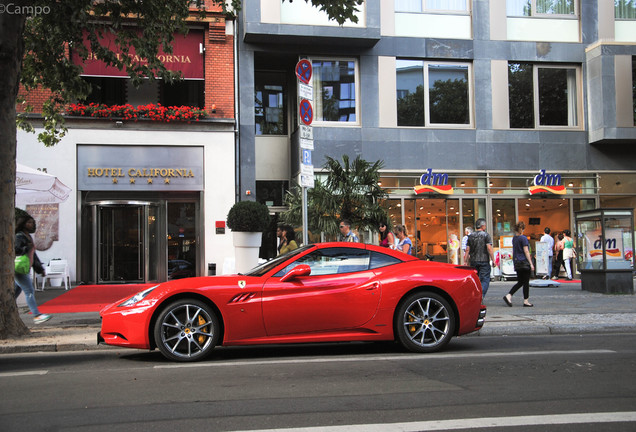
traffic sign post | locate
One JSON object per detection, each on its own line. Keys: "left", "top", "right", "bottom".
{"left": 296, "top": 58, "right": 314, "bottom": 245}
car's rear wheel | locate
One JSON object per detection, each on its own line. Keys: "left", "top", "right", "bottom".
{"left": 395, "top": 292, "right": 455, "bottom": 353}
{"left": 154, "top": 299, "right": 219, "bottom": 362}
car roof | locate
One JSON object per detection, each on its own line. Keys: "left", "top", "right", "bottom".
{"left": 310, "top": 242, "right": 419, "bottom": 262}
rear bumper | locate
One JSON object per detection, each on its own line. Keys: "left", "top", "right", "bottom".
{"left": 475, "top": 306, "right": 487, "bottom": 329}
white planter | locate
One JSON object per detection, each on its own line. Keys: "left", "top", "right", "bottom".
{"left": 232, "top": 231, "right": 262, "bottom": 274}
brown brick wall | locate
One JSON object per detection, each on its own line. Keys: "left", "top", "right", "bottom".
{"left": 17, "top": 6, "right": 234, "bottom": 120}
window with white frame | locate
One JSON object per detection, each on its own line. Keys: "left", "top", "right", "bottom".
{"left": 312, "top": 59, "right": 357, "bottom": 123}
{"left": 508, "top": 62, "right": 580, "bottom": 128}
{"left": 507, "top": 0, "right": 576, "bottom": 16}
{"left": 395, "top": 0, "right": 468, "bottom": 12}
{"left": 616, "top": 0, "right": 636, "bottom": 19}
{"left": 396, "top": 60, "right": 472, "bottom": 127}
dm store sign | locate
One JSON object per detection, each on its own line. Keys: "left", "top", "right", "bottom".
{"left": 528, "top": 170, "right": 566, "bottom": 195}
{"left": 414, "top": 169, "right": 454, "bottom": 195}
{"left": 585, "top": 229, "right": 625, "bottom": 261}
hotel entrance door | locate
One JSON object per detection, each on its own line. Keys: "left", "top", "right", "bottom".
{"left": 82, "top": 202, "right": 161, "bottom": 284}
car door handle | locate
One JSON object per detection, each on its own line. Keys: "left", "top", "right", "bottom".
{"left": 366, "top": 282, "right": 380, "bottom": 291}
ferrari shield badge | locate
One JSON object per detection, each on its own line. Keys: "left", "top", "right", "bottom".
{"left": 238, "top": 280, "right": 246, "bottom": 289}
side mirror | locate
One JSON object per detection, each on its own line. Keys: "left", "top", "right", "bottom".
{"left": 280, "top": 264, "right": 311, "bottom": 282}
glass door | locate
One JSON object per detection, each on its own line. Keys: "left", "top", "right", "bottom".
{"left": 167, "top": 202, "right": 198, "bottom": 280}
{"left": 98, "top": 205, "right": 144, "bottom": 283}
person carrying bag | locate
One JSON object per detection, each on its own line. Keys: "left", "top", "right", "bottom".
{"left": 14, "top": 215, "right": 51, "bottom": 324}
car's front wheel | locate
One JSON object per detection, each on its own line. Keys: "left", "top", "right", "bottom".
{"left": 395, "top": 292, "right": 456, "bottom": 353}
{"left": 154, "top": 299, "right": 219, "bottom": 362}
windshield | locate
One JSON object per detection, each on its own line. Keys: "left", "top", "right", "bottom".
{"left": 243, "top": 244, "right": 314, "bottom": 277}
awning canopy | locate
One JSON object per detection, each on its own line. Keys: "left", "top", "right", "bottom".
{"left": 16, "top": 163, "right": 72, "bottom": 206}
{"left": 71, "top": 30, "right": 204, "bottom": 79}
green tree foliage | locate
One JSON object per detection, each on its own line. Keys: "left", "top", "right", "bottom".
{"left": 616, "top": 0, "right": 636, "bottom": 19}
{"left": 281, "top": 155, "right": 388, "bottom": 239}
{"left": 397, "top": 85, "right": 424, "bottom": 126}
{"left": 429, "top": 79, "right": 469, "bottom": 125}
{"left": 508, "top": 62, "right": 534, "bottom": 129}
{"left": 0, "top": 0, "right": 362, "bottom": 339}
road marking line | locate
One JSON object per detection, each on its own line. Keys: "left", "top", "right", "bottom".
{"left": 230, "top": 412, "right": 636, "bottom": 431}
{"left": 0, "top": 370, "right": 48, "bottom": 378}
{"left": 154, "top": 349, "right": 615, "bottom": 369}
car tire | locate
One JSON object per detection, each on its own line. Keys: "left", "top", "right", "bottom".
{"left": 395, "top": 291, "right": 456, "bottom": 353}
{"left": 154, "top": 299, "right": 220, "bottom": 362}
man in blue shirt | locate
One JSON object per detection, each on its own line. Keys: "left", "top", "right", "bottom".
{"left": 463, "top": 218, "right": 496, "bottom": 299}
{"left": 339, "top": 219, "right": 359, "bottom": 242}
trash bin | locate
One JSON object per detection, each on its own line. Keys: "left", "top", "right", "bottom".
{"left": 208, "top": 263, "right": 216, "bottom": 276}
{"left": 575, "top": 208, "right": 634, "bottom": 294}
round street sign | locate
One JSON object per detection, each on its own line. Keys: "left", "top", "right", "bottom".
{"left": 299, "top": 99, "right": 313, "bottom": 125}
{"left": 295, "top": 59, "right": 312, "bottom": 84}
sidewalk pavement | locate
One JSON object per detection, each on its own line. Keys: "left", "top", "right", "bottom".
{"left": 1, "top": 279, "right": 635, "bottom": 355}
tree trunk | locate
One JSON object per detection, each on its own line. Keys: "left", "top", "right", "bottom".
{"left": 0, "top": 7, "right": 30, "bottom": 338}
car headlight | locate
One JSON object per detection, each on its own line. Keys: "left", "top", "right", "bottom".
{"left": 118, "top": 285, "right": 159, "bottom": 307}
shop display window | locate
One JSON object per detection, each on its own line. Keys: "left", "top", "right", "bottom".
{"left": 576, "top": 209, "right": 634, "bottom": 271}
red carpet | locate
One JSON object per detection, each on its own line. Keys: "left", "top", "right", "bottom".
{"left": 39, "top": 284, "right": 153, "bottom": 313}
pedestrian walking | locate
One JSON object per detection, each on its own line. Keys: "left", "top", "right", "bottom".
{"left": 463, "top": 218, "right": 495, "bottom": 298}
{"left": 14, "top": 214, "right": 51, "bottom": 324}
{"left": 339, "top": 219, "right": 359, "bottom": 242}
{"left": 278, "top": 224, "right": 298, "bottom": 255}
{"left": 378, "top": 222, "right": 395, "bottom": 248}
{"left": 562, "top": 229, "right": 575, "bottom": 280}
{"left": 540, "top": 227, "right": 554, "bottom": 279}
{"left": 394, "top": 225, "right": 413, "bottom": 255}
{"left": 552, "top": 232, "right": 565, "bottom": 279}
{"left": 461, "top": 226, "right": 473, "bottom": 265}
{"left": 503, "top": 221, "right": 534, "bottom": 307}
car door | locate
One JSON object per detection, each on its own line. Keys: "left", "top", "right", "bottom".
{"left": 262, "top": 247, "right": 381, "bottom": 336}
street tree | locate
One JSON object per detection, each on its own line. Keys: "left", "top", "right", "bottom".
{"left": 0, "top": 0, "right": 363, "bottom": 339}
{"left": 282, "top": 155, "right": 388, "bottom": 241}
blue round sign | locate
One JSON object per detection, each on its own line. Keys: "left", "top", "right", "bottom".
{"left": 299, "top": 99, "right": 313, "bottom": 125}
{"left": 296, "top": 59, "right": 312, "bottom": 84}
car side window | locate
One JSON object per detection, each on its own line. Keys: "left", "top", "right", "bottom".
{"left": 274, "top": 248, "right": 370, "bottom": 277}
{"left": 369, "top": 251, "right": 402, "bottom": 270}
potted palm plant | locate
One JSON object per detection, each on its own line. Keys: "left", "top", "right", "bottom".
{"left": 226, "top": 200, "right": 271, "bottom": 273}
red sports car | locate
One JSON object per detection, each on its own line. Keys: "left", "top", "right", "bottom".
{"left": 99, "top": 242, "right": 486, "bottom": 361}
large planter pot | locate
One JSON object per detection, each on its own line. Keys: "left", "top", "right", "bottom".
{"left": 233, "top": 231, "right": 262, "bottom": 273}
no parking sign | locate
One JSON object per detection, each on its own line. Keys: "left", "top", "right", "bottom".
{"left": 299, "top": 99, "right": 313, "bottom": 125}
{"left": 295, "top": 59, "right": 312, "bottom": 84}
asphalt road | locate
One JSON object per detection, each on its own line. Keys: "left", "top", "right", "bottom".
{"left": 1, "top": 333, "right": 636, "bottom": 432}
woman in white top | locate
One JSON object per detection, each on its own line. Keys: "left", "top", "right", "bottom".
{"left": 394, "top": 225, "right": 412, "bottom": 255}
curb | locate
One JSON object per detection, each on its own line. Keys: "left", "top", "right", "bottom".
{"left": 2, "top": 322, "right": 636, "bottom": 355}
{"left": 475, "top": 323, "right": 636, "bottom": 337}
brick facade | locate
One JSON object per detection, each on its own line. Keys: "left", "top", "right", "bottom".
{"left": 17, "top": 1, "right": 234, "bottom": 120}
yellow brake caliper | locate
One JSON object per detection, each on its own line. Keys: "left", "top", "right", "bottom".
{"left": 408, "top": 309, "right": 417, "bottom": 334}
{"left": 198, "top": 315, "right": 208, "bottom": 344}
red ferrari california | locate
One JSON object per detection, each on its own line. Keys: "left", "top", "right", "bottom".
{"left": 99, "top": 242, "right": 486, "bottom": 361}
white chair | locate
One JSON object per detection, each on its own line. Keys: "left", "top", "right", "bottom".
{"left": 40, "top": 259, "right": 70, "bottom": 290}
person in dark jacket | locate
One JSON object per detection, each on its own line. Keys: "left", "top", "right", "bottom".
{"left": 15, "top": 215, "right": 51, "bottom": 324}
{"left": 503, "top": 221, "right": 535, "bottom": 308}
